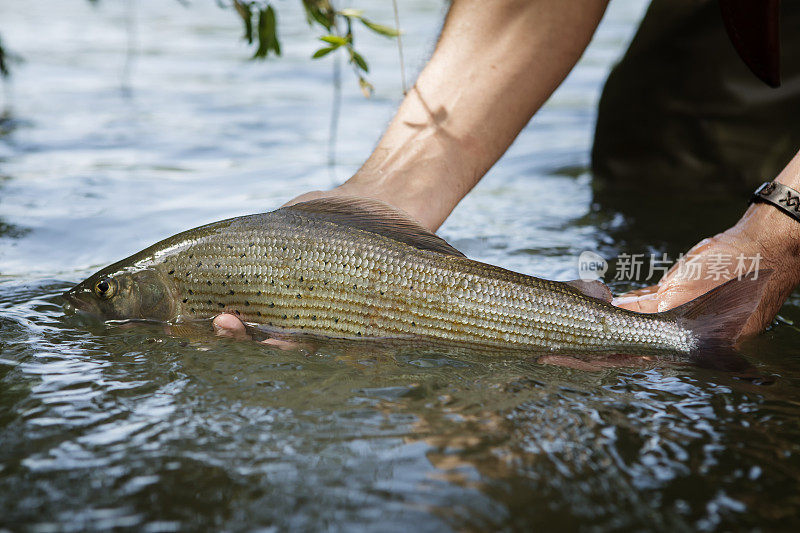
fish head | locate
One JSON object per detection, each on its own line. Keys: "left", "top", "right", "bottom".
{"left": 63, "top": 265, "right": 175, "bottom": 322}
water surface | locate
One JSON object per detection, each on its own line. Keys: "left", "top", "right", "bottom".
{"left": 2, "top": 1, "right": 800, "bottom": 530}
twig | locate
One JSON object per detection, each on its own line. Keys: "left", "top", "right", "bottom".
{"left": 391, "top": 0, "right": 406, "bottom": 94}
{"left": 328, "top": 52, "right": 342, "bottom": 184}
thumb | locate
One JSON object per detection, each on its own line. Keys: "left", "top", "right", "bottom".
{"left": 213, "top": 313, "right": 251, "bottom": 340}
{"left": 612, "top": 285, "right": 660, "bottom": 313}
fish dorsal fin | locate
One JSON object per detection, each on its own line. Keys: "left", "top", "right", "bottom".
{"left": 280, "top": 197, "right": 466, "bottom": 258}
{"left": 565, "top": 279, "right": 613, "bottom": 302}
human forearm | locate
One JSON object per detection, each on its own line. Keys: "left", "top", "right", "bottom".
{"left": 332, "top": 0, "right": 609, "bottom": 230}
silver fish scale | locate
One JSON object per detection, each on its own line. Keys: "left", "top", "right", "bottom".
{"left": 159, "top": 214, "right": 695, "bottom": 354}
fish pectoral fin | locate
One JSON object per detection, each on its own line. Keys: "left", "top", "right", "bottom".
{"left": 565, "top": 279, "right": 613, "bottom": 302}
{"left": 281, "top": 196, "right": 466, "bottom": 257}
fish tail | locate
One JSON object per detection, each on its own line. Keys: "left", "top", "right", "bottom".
{"left": 664, "top": 270, "right": 772, "bottom": 371}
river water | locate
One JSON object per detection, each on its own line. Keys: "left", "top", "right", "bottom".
{"left": 2, "top": 1, "right": 800, "bottom": 531}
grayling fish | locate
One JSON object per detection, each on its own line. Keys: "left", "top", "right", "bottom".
{"left": 63, "top": 198, "right": 767, "bottom": 361}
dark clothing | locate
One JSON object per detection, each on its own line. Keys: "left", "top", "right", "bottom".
{"left": 592, "top": 0, "right": 800, "bottom": 197}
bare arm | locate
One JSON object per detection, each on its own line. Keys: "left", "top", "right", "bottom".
{"left": 291, "top": 0, "right": 610, "bottom": 231}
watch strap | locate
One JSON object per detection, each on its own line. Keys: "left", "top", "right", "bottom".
{"left": 751, "top": 181, "right": 800, "bottom": 223}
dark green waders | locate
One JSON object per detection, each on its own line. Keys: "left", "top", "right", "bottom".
{"left": 591, "top": 0, "right": 800, "bottom": 246}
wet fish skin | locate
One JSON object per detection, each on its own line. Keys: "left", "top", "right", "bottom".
{"left": 64, "top": 199, "right": 761, "bottom": 357}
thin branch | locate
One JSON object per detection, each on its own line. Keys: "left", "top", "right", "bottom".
{"left": 328, "top": 52, "right": 342, "bottom": 184}
{"left": 391, "top": 0, "right": 407, "bottom": 94}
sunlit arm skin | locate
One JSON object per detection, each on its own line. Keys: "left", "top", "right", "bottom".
{"left": 215, "top": 0, "right": 800, "bottom": 344}
{"left": 290, "top": 0, "right": 610, "bottom": 230}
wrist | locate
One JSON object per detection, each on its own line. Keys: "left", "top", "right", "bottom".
{"left": 343, "top": 123, "right": 481, "bottom": 231}
{"left": 734, "top": 150, "right": 800, "bottom": 273}
{"left": 735, "top": 201, "right": 800, "bottom": 284}
{"left": 742, "top": 179, "right": 800, "bottom": 245}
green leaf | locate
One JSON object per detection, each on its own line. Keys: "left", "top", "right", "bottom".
{"left": 360, "top": 19, "right": 400, "bottom": 38}
{"left": 311, "top": 10, "right": 333, "bottom": 30}
{"left": 303, "top": 1, "right": 334, "bottom": 30}
{"left": 319, "top": 34, "right": 348, "bottom": 46}
{"left": 254, "top": 5, "right": 281, "bottom": 58}
{"left": 358, "top": 77, "right": 374, "bottom": 98}
{"left": 0, "top": 40, "right": 8, "bottom": 78}
{"left": 267, "top": 6, "right": 281, "bottom": 55}
{"left": 232, "top": 1, "right": 254, "bottom": 44}
{"left": 349, "top": 49, "right": 368, "bottom": 73}
{"left": 338, "top": 8, "right": 364, "bottom": 18}
{"left": 312, "top": 46, "right": 336, "bottom": 59}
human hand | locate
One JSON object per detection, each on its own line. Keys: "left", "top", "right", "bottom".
{"left": 212, "top": 312, "right": 310, "bottom": 351}
{"left": 613, "top": 203, "right": 800, "bottom": 339}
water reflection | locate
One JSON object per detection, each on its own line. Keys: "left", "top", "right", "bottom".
{"left": 4, "top": 284, "right": 799, "bottom": 530}
{"left": 0, "top": 111, "right": 30, "bottom": 241}
{"left": 2, "top": 0, "right": 800, "bottom": 530}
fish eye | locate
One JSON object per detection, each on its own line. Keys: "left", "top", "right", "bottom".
{"left": 93, "top": 278, "right": 117, "bottom": 299}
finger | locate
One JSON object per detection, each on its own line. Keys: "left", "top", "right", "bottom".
{"left": 620, "top": 284, "right": 659, "bottom": 297}
{"left": 612, "top": 291, "right": 660, "bottom": 313}
{"left": 213, "top": 313, "right": 252, "bottom": 341}
{"left": 653, "top": 278, "right": 721, "bottom": 313}
{"left": 261, "top": 337, "right": 308, "bottom": 351}
{"left": 213, "top": 313, "right": 316, "bottom": 352}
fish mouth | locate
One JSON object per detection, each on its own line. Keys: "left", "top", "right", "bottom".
{"left": 62, "top": 287, "right": 94, "bottom": 317}
{"left": 63, "top": 299, "right": 77, "bottom": 315}
{"left": 62, "top": 290, "right": 82, "bottom": 316}
{"left": 62, "top": 289, "right": 77, "bottom": 310}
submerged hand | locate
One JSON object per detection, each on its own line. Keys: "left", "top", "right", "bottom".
{"left": 613, "top": 205, "right": 800, "bottom": 339}
{"left": 212, "top": 313, "right": 305, "bottom": 351}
